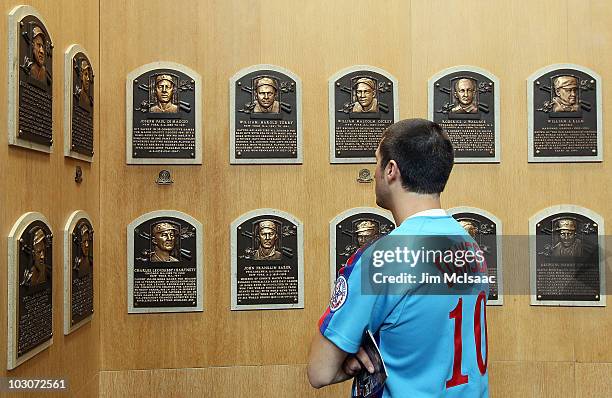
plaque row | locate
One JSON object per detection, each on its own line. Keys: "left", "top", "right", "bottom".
{"left": 7, "top": 204, "right": 605, "bottom": 369}
{"left": 8, "top": 7, "right": 602, "bottom": 166}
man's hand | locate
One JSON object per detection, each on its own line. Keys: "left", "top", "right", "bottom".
{"left": 342, "top": 346, "right": 375, "bottom": 377}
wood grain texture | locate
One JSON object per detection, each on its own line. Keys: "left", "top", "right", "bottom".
{"left": 489, "top": 361, "right": 576, "bottom": 398}
{"left": 0, "top": 0, "right": 100, "bottom": 396}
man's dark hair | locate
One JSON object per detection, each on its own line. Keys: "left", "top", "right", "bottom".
{"left": 378, "top": 118, "right": 454, "bottom": 194}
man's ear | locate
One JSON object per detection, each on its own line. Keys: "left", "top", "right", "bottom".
{"left": 386, "top": 159, "right": 400, "bottom": 182}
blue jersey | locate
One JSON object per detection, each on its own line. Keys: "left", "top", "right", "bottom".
{"left": 319, "top": 213, "right": 489, "bottom": 397}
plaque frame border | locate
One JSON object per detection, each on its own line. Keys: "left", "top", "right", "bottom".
{"left": 527, "top": 63, "right": 603, "bottom": 163}
{"left": 63, "top": 210, "right": 94, "bottom": 335}
{"left": 427, "top": 65, "right": 501, "bottom": 163}
{"left": 64, "top": 44, "right": 94, "bottom": 162}
{"left": 7, "top": 212, "right": 54, "bottom": 370}
{"left": 229, "top": 64, "right": 303, "bottom": 165}
{"left": 230, "top": 208, "right": 304, "bottom": 310}
{"left": 127, "top": 210, "right": 204, "bottom": 313}
{"left": 328, "top": 65, "right": 400, "bottom": 164}
{"left": 7, "top": 5, "right": 53, "bottom": 154}
{"left": 125, "top": 62, "right": 203, "bottom": 165}
{"left": 529, "top": 205, "right": 606, "bottom": 307}
{"left": 328, "top": 207, "right": 394, "bottom": 291}
{"left": 447, "top": 206, "right": 504, "bottom": 306}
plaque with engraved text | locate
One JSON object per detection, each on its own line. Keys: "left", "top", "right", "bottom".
{"left": 64, "top": 45, "right": 94, "bottom": 161}
{"left": 429, "top": 66, "right": 500, "bottom": 163}
{"left": 8, "top": 213, "right": 53, "bottom": 369}
{"left": 528, "top": 64, "right": 602, "bottom": 162}
{"left": 230, "top": 65, "right": 302, "bottom": 164}
{"left": 8, "top": 6, "right": 53, "bottom": 152}
{"left": 128, "top": 211, "right": 204, "bottom": 313}
{"left": 127, "top": 62, "right": 202, "bottom": 164}
{"left": 530, "top": 206, "right": 605, "bottom": 306}
{"left": 449, "top": 207, "right": 503, "bottom": 305}
{"left": 231, "top": 209, "right": 304, "bottom": 310}
{"left": 64, "top": 212, "right": 94, "bottom": 334}
{"left": 329, "top": 208, "right": 395, "bottom": 289}
{"left": 329, "top": 66, "right": 398, "bottom": 163}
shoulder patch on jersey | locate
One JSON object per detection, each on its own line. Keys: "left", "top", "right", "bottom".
{"left": 329, "top": 275, "right": 348, "bottom": 312}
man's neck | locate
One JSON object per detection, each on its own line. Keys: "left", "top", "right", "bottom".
{"left": 388, "top": 191, "right": 442, "bottom": 225}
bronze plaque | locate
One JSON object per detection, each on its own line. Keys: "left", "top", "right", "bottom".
{"left": 66, "top": 216, "right": 94, "bottom": 332}
{"left": 8, "top": 214, "right": 53, "bottom": 369}
{"left": 128, "top": 211, "right": 203, "bottom": 313}
{"left": 127, "top": 63, "right": 202, "bottom": 164}
{"left": 65, "top": 46, "right": 94, "bottom": 160}
{"left": 230, "top": 65, "right": 302, "bottom": 164}
{"left": 329, "top": 66, "right": 398, "bottom": 163}
{"left": 528, "top": 64, "right": 602, "bottom": 162}
{"left": 231, "top": 210, "right": 304, "bottom": 310}
{"left": 450, "top": 208, "right": 502, "bottom": 305}
{"left": 429, "top": 66, "right": 499, "bottom": 162}
{"left": 329, "top": 208, "right": 395, "bottom": 287}
{"left": 9, "top": 8, "right": 53, "bottom": 150}
{"left": 531, "top": 207, "right": 604, "bottom": 306}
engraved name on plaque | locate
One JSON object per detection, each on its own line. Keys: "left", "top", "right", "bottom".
{"left": 429, "top": 66, "right": 500, "bottom": 163}
{"left": 8, "top": 6, "right": 53, "bottom": 153}
{"left": 230, "top": 65, "right": 302, "bottom": 164}
{"left": 329, "top": 208, "right": 395, "bottom": 289}
{"left": 449, "top": 207, "right": 503, "bottom": 305}
{"left": 530, "top": 206, "right": 605, "bottom": 306}
{"left": 63, "top": 211, "right": 94, "bottom": 334}
{"left": 7, "top": 213, "right": 53, "bottom": 369}
{"left": 128, "top": 211, "right": 204, "bottom": 313}
{"left": 329, "top": 66, "right": 398, "bottom": 163}
{"left": 528, "top": 64, "right": 602, "bottom": 162}
{"left": 126, "top": 62, "right": 202, "bottom": 164}
{"left": 64, "top": 45, "right": 94, "bottom": 162}
{"left": 231, "top": 209, "right": 304, "bottom": 310}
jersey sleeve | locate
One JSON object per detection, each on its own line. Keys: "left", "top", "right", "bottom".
{"left": 318, "top": 247, "right": 401, "bottom": 354}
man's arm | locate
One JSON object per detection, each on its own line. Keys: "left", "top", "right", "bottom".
{"left": 307, "top": 329, "right": 374, "bottom": 389}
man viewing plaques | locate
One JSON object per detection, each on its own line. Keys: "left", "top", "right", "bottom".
{"left": 127, "top": 211, "right": 204, "bottom": 313}
{"left": 8, "top": 213, "right": 53, "bottom": 369}
{"left": 329, "top": 208, "right": 395, "bottom": 288}
{"left": 329, "top": 66, "right": 398, "bottom": 163}
{"left": 231, "top": 209, "right": 304, "bottom": 310}
{"left": 64, "top": 211, "right": 94, "bottom": 334}
{"left": 449, "top": 207, "right": 503, "bottom": 305}
{"left": 8, "top": 6, "right": 53, "bottom": 152}
{"left": 126, "top": 62, "right": 202, "bottom": 164}
{"left": 64, "top": 45, "right": 94, "bottom": 161}
{"left": 230, "top": 65, "right": 302, "bottom": 164}
{"left": 530, "top": 206, "right": 605, "bottom": 306}
{"left": 429, "top": 66, "right": 500, "bottom": 163}
{"left": 527, "top": 64, "right": 602, "bottom": 162}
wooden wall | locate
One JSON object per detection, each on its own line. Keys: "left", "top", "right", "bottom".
{"left": 1, "top": 0, "right": 610, "bottom": 397}
{"left": 0, "top": 0, "right": 100, "bottom": 397}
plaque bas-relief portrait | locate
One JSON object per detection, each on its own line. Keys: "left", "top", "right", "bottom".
{"left": 451, "top": 78, "right": 478, "bottom": 114}
{"left": 253, "top": 77, "right": 281, "bottom": 114}
{"left": 23, "top": 24, "right": 51, "bottom": 87}
{"left": 150, "top": 74, "right": 179, "bottom": 113}
{"left": 149, "top": 221, "right": 180, "bottom": 262}
{"left": 20, "top": 227, "right": 51, "bottom": 287}
{"left": 352, "top": 77, "right": 379, "bottom": 113}
{"left": 252, "top": 220, "right": 283, "bottom": 261}
{"left": 75, "top": 57, "right": 93, "bottom": 111}
{"left": 73, "top": 221, "right": 93, "bottom": 277}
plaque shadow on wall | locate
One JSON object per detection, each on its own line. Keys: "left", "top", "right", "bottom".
{"left": 64, "top": 45, "right": 94, "bottom": 162}
{"left": 231, "top": 209, "right": 304, "bottom": 310}
{"left": 126, "top": 62, "right": 202, "bottom": 165}
{"left": 529, "top": 205, "right": 605, "bottom": 307}
{"left": 8, "top": 5, "right": 54, "bottom": 153}
{"left": 127, "top": 210, "right": 204, "bottom": 313}
{"left": 229, "top": 64, "right": 303, "bottom": 164}
{"left": 527, "top": 64, "right": 603, "bottom": 163}
{"left": 329, "top": 207, "right": 395, "bottom": 290}
{"left": 448, "top": 206, "right": 504, "bottom": 306}
{"left": 7, "top": 212, "right": 53, "bottom": 370}
{"left": 428, "top": 65, "right": 500, "bottom": 163}
{"left": 63, "top": 211, "right": 94, "bottom": 335}
{"left": 328, "top": 65, "right": 399, "bottom": 164}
